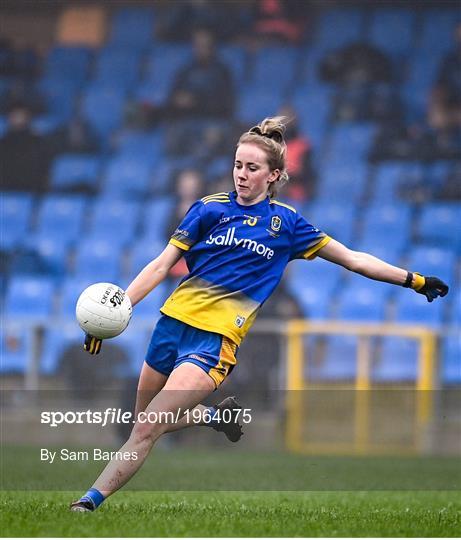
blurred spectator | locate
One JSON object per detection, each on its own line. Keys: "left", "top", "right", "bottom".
{"left": 320, "top": 42, "right": 397, "bottom": 123}
{"left": 167, "top": 169, "right": 206, "bottom": 279}
{"left": 47, "top": 116, "right": 99, "bottom": 155}
{"left": 437, "top": 162, "right": 461, "bottom": 201}
{"left": 168, "top": 29, "right": 234, "bottom": 122}
{"left": 139, "top": 29, "right": 234, "bottom": 157}
{"left": 320, "top": 42, "right": 393, "bottom": 85}
{"left": 252, "top": 0, "right": 309, "bottom": 44}
{"left": 279, "top": 106, "right": 316, "bottom": 202}
{"left": 156, "top": 0, "right": 244, "bottom": 42}
{"left": 424, "top": 23, "right": 461, "bottom": 162}
{"left": 0, "top": 104, "right": 50, "bottom": 192}
{"left": 0, "top": 39, "right": 43, "bottom": 115}
{"left": 428, "top": 23, "right": 461, "bottom": 134}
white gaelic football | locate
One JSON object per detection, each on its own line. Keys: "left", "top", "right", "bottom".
{"left": 76, "top": 283, "right": 132, "bottom": 339}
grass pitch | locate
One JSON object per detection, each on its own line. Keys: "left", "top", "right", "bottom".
{"left": 1, "top": 447, "right": 460, "bottom": 536}
{"left": 1, "top": 490, "right": 460, "bottom": 537}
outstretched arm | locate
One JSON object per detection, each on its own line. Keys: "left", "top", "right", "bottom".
{"left": 316, "top": 238, "right": 448, "bottom": 302}
{"left": 126, "top": 243, "right": 183, "bottom": 307}
{"left": 83, "top": 244, "right": 183, "bottom": 355}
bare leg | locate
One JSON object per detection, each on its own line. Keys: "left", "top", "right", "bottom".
{"left": 134, "top": 362, "right": 168, "bottom": 417}
{"left": 135, "top": 361, "right": 212, "bottom": 432}
{"left": 93, "top": 363, "right": 215, "bottom": 498}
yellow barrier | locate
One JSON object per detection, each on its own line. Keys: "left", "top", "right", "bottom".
{"left": 285, "top": 320, "right": 437, "bottom": 455}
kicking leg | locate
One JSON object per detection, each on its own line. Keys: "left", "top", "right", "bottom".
{"left": 71, "top": 363, "right": 215, "bottom": 511}
{"left": 135, "top": 362, "right": 242, "bottom": 440}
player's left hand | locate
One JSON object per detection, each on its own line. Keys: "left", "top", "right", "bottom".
{"left": 83, "top": 333, "right": 102, "bottom": 354}
{"left": 414, "top": 274, "right": 449, "bottom": 302}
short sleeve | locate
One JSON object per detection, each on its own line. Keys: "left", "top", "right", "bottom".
{"left": 290, "top": 214, "right": 331, "bottom": 261}
{"left": 169, "top": 200, "right": 204, "bottom": 251}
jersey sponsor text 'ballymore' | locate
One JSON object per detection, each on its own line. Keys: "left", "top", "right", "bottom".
{"left": 205, "top": 227, "right": 274, "bottom": 259}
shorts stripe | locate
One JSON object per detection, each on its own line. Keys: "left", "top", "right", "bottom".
{"left": 208, "top": 337, "right": 237, "bottom": 387}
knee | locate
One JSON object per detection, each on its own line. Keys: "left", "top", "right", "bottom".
{"left": 130, "top": 418, "right": 168, "bottom": 446}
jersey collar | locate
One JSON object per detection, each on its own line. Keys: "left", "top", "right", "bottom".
{"left": 230, "top": 191, "right": 270, "bottom": 212}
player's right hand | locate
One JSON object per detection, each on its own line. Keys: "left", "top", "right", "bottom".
{"left": 83, "top": 333, "right": 102, "bottom": 355}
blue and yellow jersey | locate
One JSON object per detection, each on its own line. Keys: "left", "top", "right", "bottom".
{"left": 161, "top": 191, "right": 330, "bottom": 345}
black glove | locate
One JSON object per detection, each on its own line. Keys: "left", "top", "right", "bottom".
{"left": 83, "top": 333, "right": 102, "bottom": 355}
{"left": 412, "top": 273, "right": 449, "bottom": 303}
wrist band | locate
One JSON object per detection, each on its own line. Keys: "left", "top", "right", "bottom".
{"left": 412, "top": 272, "right": 426, "bottom": 291}
{"left": 403, "top": 271, "right": 413, "bottom": 288}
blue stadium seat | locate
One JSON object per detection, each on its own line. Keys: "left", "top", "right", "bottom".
{"left": 368, "top": 9, "right": 415, "bottom": 56}
{"left": 249, "top": 47, "right": 299, "bottom": 93}
{"left": 292, "top": 284, "right": 333, "bottom": 320}
{"left": 34, "top": 195, "right": 86, "bottom": 246}
{"left": 237, "top": 87, "right": 285, "bottom": 125}
{"left": 289, "top": 257, "right": 341, "bottom": 291}
{"left": 313, "top": 335, "right": 358, "bottom": 381}
{"left": 138, "top": 44, "right": 192, "bottom": 105}
{"left": 394, "top": 288, "right": 444, "bottom": 328}
{"left": 108, "top": 7, "right": 155, "bottom": 50}
{"left": 0, "top": 323, "right": 34, "bottom": 374}
{"left": 0, "top": 193, "right": 34, "bottom": 251}
{"left": 305, "top": 201, "right": 356, "bottom": 246}
{"left": 328, "top": 124, "right": 376, "bottom": 160}
{"left": 343, "top": 270, "right": 395, "bottom": 301}
{"left": 126, "top": 239, "right": 165, "bottom": 278}
{"left": 355, "top": 240, "right": 402, "bottom": 267}
{"left": 337, "top": 284, "right": 387, "bottom": 321}
{"left": 101, "top": 155, "right": 152, "bottom": 198}
{"left": 31, "top": 114, "right": 65, "bottom": 135}
{"left": 141, "top": 197, "right": 176, "bottom": 242}
{"left": 373, "top": 337, "right": 418, "bottom": 382}
{"left": 449, "top": 289, "right": 460, "bottom": 327}
{"left": 81, "top": 85, "right": 126, "bottom": 140}
{"left": 93, "top": 47, "right": 142, "bottom": 90}
{"left": 111, "top": 324, "right": 153, "bottom": 376}
{"left": 73, "top": 239, "right": 122, "bottom": 283}
{"left": 218, "top": 45, "right": 247, "bottom": 85}
{"left": 315, "top": 9, "right": 364, "bottom": 50}
{"left": 417, "top": 203, "right": 461, "bottom": 250}
{"left": 316, "top": 161, "right": 367, "bottom": 204}
{"left": 0, "top": 114, "right": 8, "bottom": 137}
{"left": 360, "top": 203, "right": 412, "bottom": 254}
{"left": 373, "top": 162, "right": 423, "bottom": 201}
{"left": 4, "top": 276, "right": 56, "bottom": 319}
{"left": 287, "top": 258, "right": 340, "bottom": 319}
{"left": 292, "top": 86, "right": 331, "bottom": 146}
{"left": 40, "top": 323, "right": 83, "bottom": 375}
{"left": 115, "top": 129, "right": 164, "bottom": 166}
{"left": 86, "top": 198, "right": 141, "bottom": 246}
{"left": 50, "top": 154, "right": 101, "bottom": 191}
{"left": 133, "top": 281, "right": 169, "bottom": 320}
{"left": 57, "top": 277, "right": 93, "bottom": 318}
{"left": 441, "top": 334, "right": 461, "bottom": 385}
{"left": 19, "top": 234, "right": 69, "bottom": 278}
{"left": 419, "top": 10, "right": 461, "bottom": 53}
{"left": 37, "top": 78, "right": 80, "bottom": 121}
{"left": 406, "top": 246, "right": 456, "bottom": 286}
{"left": 403, "top": 53, "right": 443, "bottom": 121}
{"left": 43, "top": 46, "right": 92, "bottom": 84}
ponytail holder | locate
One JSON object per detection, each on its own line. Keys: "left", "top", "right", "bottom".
{"left": 249, "top": 126, "right": 283, "bottom": 143}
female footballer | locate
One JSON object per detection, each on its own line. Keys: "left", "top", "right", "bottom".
{"left": 71, "top": 117, "right": 448, "bottom": 511}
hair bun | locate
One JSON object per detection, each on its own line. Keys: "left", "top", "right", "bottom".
{"left": 249, "top": 124, "right": 283, "bottom": 143}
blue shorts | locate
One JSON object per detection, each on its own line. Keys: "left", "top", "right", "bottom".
{"left": 145, "top": 315, "right": 238, "bottom": 387}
